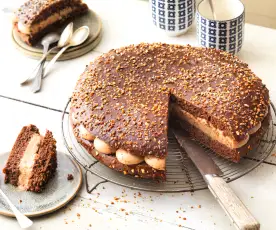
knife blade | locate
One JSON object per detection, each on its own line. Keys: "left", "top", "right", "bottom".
{"left": 173, "top": 128, "right": 260, "bottom": 230}
{"left": 173, "top": 128, "right": 222, "bottom": 176}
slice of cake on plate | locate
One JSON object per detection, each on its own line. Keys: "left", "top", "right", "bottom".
{"left": 3, "top": 125, "right": 57, "bottom": 192}
{"left": 13, "top": 0, "right": 88, "bottom": 45}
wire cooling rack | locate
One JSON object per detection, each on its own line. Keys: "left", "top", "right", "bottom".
{"left": 61, "top": 99, "right": 276, "bottom": 193}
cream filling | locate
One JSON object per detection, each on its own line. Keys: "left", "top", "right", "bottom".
{"left": 17, "top": 7, "right": 74, "bottom": 35}
{"left": 173, "top": 106, "right": 263, "bottom": 149}
{"left": 93, "top": 138, "right": 165, "bottom": 170}
{"left": 116, "top": 149, "right": 144, "bottom": 165}
{"left": 18, "top": 134, "right": 41, "bottom": 190}
{"left": 248, "top": 122, "right": 261, "bottom": 135}
{"left": 144, "top": 155, "right": 166, "bottom": 171}
{"left": 79, "top": 125, "right": 95, "bottom": 141}
{"left": 94, "top": 138, "right": 116, "bottom": 154}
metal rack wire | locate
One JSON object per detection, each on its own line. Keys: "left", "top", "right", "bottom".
{"left": 61, "top": 99, "right": 276, "bottom": 193}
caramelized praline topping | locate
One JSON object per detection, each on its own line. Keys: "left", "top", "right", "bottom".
{"left": 71, "top": 43, "right": 269, "bottom": 157}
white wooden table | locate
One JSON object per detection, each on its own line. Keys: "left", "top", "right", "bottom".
{"left": 0, "top": 1, "right": 276, "bottom": 229}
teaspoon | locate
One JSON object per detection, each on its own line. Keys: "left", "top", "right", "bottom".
{"left": 30, "top": 32, "right": 60, "bottom": 93}
{"left": 43, "top": 26, "right": 90, "bottom": 77}
{"left": 208, "top": 0, "right": 217, "bottom": 20}
{"left": 20, "top": 22, "right": 73, "bottom": 85}
{"left": 0, "top": 189, "right": 33, "bottom": 229}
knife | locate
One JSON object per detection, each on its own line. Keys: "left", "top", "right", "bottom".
{"left": 173, "top": 128, "right": 260, "bottom": 230}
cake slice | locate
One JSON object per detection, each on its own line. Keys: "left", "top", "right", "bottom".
{"left": 13, "top": 0, "right": 88, "bottom": 45}
{"left": 3, "top": 125, "right": 57, "bottom": 192}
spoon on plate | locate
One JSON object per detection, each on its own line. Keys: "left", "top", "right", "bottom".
{"left": 20, "top": 22, "right": 73, "bottom": 85}
{"left": 208, "top": 0, "right": 216, "bottom": 20}
{"left": 30, "top": 32, "right": 60, "bottom": 93}
{"left": 0, "top": 189, "right": 33, "bottom": 229}
{"left": 43, "top": 26, "right": 90, "bottom": 77}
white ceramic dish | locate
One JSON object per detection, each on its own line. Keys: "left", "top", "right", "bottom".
{"left": 0, "top": 151, "right": 82, "bottom": 217}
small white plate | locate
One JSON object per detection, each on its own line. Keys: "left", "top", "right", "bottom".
{"left": 0, "top": 151, "right": 82, "bottom": 217}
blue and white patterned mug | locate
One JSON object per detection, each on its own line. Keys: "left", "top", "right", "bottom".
{"left": 151, "top": 0, "right": 196, "bottom": 36}
{"left": 196, "top": 0, "right": 245, "bottom": 55}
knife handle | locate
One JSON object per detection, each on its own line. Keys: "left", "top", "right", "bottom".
{"left": 205, "top": 174, "right": 260, "bottom": 230}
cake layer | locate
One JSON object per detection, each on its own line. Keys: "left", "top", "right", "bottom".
{"left": 171, "top": 104, "right": 263, "bottom": 149}
{"left": 14, "top": 0, "right": 87, "bottom": 26}
{"left": 13, "top": 0, "right": 88, "bottom": 45}
{"left": 171, "top": 108, "right": 271, "bottom": 162}
{"left": 3, "top": 125, "right": 39, "bottom": 186}
{"left": 17, "top": 7, "right": 75, "bottom": 35}
{"left": 18, "top": 133, "right": 41, "bottom": 190}
{"left": 28, "top": 130, "right": 57, "bottom": 192}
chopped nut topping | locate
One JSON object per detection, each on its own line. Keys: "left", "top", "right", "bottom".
{"left": 71, "top": 43, "right": 269, "bottom": 164}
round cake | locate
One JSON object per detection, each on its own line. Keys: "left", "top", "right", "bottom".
{"left": 70, "top": 43, "right": 270, "bottom": 180}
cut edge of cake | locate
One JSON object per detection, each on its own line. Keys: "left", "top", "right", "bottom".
{"left": 171, "top": 103, "right": 271, "bottom": 162}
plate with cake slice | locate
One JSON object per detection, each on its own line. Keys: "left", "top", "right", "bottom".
{"left": 0, "top": 125, "right": 82, "bottom": 217}
{"left": 11, "top": 0, "right": 102, "bottom": 60}
{"left": 63, "top": 43, "right": 276, "bottom": 192}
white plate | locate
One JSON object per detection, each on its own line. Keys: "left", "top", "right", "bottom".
{"left": 0, "top": 151, "right": 82, "bottom": 217}
{"left": 11, "top": 9, "right": 102, "bottom": 61}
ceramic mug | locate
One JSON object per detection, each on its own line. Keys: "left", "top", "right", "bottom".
{"left": 196, "top": 0, "right": 245, "bottom": 55}
{"left": 151, "top": 0, "right": 196, "bottom": 36}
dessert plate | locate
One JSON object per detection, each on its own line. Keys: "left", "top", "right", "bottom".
{"left": 0, "top": 151, "right": 82, "bottom": 217}
{"left": 11, "top": 9, "right": 102, "bottom": 61}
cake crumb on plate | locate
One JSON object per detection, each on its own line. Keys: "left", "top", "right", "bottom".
{"left": 67, "top": 174, "right": 74, "bottom": 181}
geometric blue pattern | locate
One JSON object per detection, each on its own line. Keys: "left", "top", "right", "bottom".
{"left": 151, "top": 0, "right": 195, "bottom": 34}
{"left": 219, "top": 30, "right": 226, "bottom": 36}
{"left": 209, "top": 37, "right": 217, "bottom": 43}
{"left": 168, "top": 11, "right": 176, "bottom": 17}
{"left": 168, "top": 4, "right": 175, "bottom": 10}
{"left": 168, "top": 25, "right": 175, "bottom": 30}
{"left": 196, "top": 9, "right": 245, "bottom": 55}
{"left": 209, "top": 21, "right": 217, "bottom": 28}
{"left": 179, "top": 17, "right": 186, "bottom": 24}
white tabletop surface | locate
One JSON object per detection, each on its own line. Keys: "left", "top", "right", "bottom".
{"left": 0, "top": 0, "right": 276, "bottom": 229}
